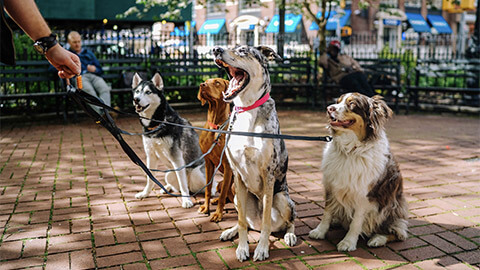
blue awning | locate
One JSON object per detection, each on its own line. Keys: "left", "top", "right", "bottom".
{"left": 198, "top": 19, "right": 225, "bottom": 35}
{"left": 406, "top": 13, "right": 430, "bottom": 33}
{"left": 309, "top": 10, "right": 351, "bottom": 31}
{"left": 265, "top": 14, "right": 303, "bottom": 33}
{"left": 427, "top": 15, "right": 452, "bottom": 34}
{"left": 170, "top": 22, "right": 197, "bottom": 36}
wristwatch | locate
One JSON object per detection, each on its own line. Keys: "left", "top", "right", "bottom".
{"left": 33, "top": 33, "right": 58, "bottom": 54}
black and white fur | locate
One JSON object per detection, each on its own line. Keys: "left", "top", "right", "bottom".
{"left": 213, "top": 46, "right": 297, "bottom": 262}
{"left": 132, "top": 73, "right": 209, "bottom": 208}
{"left": 309, "top": 93, "right": 408, "bottom": 251}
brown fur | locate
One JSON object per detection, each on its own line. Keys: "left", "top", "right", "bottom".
{"left": 197, "top": 78, "right": 235, "bottom": 222}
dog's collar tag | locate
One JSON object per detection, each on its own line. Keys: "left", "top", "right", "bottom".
{"left": 235, "top": 92, "right": 270, "bottom": 113}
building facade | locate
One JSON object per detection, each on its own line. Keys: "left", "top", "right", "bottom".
{"left": 193, "top": 0, "right": 477, "bottom": 52}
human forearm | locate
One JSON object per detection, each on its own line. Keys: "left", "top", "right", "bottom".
{"left": 4, "top": 0, "right": 51, "bottom": 41}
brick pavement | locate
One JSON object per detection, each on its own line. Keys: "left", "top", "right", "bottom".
{"left": 0, "top": 110, "right": 479, "bottom": 269}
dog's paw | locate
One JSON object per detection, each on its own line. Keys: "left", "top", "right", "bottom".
{"left": 182, "top": 198, "right": 194, "bottom": 208}
{"left": 284, "top": 233, "right": 297, "bottom": 247}
{"left": 309, "top": 228, "right": 327, "bottom": 240}
{"left": 159, "top": 184, "right": 173, "bottom": 194}
{"left": 198, "top": 204, "right": 209, "bottom": 215}
{"left": 337, "top": 238, "right": 357, "bottom": 252}
{"left": 253, "top": 243, "right": 269, "bottom": 261}
{"left": 367, "top": 234, "right": 388, "bottom": 247}
{"left": 236, "top": 244, "right": 250, "bottom": 262}
{"left": 210, "top": 210, "right": 223, "bottom": 222}
{"left": 220, "top": 227, "right": 238, "bottom": 241}
{"left": 135, "top": 191, "right": 149, "bottom": 199}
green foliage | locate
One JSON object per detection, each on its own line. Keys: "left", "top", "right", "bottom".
{"left": 418, "top": 70, "right": 467, "bottom": 88}
{"left": 13, "top": 32, "right": 36, "bottom": 59}
{"left": 378, "top": 45, "right": 417, "bottom": 86}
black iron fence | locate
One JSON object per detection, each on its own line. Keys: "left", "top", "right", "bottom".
{"left": 3, "top": 29, "right": 479, "bottom": 119}
{"left": 13, "top": 28, "right": 475, "bottom": 61}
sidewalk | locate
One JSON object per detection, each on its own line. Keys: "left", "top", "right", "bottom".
{"left": 1, "top": 110, "right": 479, "bottom": 269}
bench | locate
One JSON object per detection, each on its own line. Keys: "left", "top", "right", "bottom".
{"left": 97, "top": 58, "right": 147, "bottom": 110}
{"left": 269, "top": 57, "right": 317, "bottom": 107}
{"left": 149, "top": 58, "right": 224, "bottom": 106}
{"left": 407, "top": 58, "right": 480, "bottom": 112}
{"left": 0, "top": 60, "right": 67, "bottom": 121}
{"left": 320, "top": 58, "right": 402, "bottom": 112}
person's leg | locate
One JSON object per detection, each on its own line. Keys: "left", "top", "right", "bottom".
{"left": 79, "top": 74, "right": 103, "bottom": 114}
{"left": 339, "top": 73, "right": 357, "bottom": 93}
{"left": 89, "top": 74, "right": 112, "bottom": 107}
{"left": 355, "top": 72, "right": 375, "bottom": 97}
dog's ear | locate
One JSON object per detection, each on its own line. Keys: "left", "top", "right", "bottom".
{"left": 222, "top": 79, "right": 229, "bottom": 90}
{"left": 132, "top": 73, "right": 142, "bottom": 89}
{"left": 197, "top": 88, "right": 206, "bottom": 106}
{"left": 152, "top": 73, "right": 164, "bottom": 91}
{"left": 369, "top": 95, "right": 393, "bottom": 130}
{"left": 255, "top": 46, "right": 282, "bottom": 61}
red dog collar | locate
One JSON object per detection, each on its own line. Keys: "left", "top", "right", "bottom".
{"left": 234, "top": 92, "right": 270, "bottom": 113}
{"left": 208, "top": 121, "right": 219, "bottom": 129}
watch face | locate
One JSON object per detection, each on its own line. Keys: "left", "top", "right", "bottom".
{"left": 33, "top": 43, "right": 45, "bottom": 54}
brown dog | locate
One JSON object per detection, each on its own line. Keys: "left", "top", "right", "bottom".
{"left": 197, "top": 78, "right": 235, "bottom": 222}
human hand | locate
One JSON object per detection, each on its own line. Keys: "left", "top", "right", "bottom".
{"left": 45, "top": 44, "right": 81, "bottom": 78}
{"left": 87, "top": 65, "right": 96, "bottom": 73}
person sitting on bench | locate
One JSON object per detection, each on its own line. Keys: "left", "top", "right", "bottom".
{"left": 320, "top": 40, "right": 374, "bottom": 97}
{"left": 67, "top": 31, "right": 112, "bottom": 115}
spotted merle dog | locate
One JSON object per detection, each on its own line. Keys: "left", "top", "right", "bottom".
{"left": 132, "top": 73, "right": 210, "bottom": 208}
{"left": 213, "top": 46, "right": 297, "bottom": 262}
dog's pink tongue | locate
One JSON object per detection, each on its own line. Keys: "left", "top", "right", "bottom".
{"left": 331, "top": 120, "right": 352, "bottom": 127}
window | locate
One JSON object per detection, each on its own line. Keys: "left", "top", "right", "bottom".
{"left": 379, "top": 0, "right": 398, "bottom": 8}
{"left": 207, "top": 2, "right": 225, "bottom": 14}
{"left": 239, "top": 0, "right": 261, "bottom": 11}
{"left": 428, "top": 0, "right": 443, "bottom": 9}
{"left": 405, "top": 0, "right": 422, "bottom": 8}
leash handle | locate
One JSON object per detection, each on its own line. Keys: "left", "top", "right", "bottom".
{"left": 76, "top": 75, "right": 83, "bottom": 90}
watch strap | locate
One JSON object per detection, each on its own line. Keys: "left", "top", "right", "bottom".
{"left": 34, "top": 33, "right": 57, "bottom": 54}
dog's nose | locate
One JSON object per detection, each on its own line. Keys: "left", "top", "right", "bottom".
{"left": 212, "top": 47, "right": 224, "bottom": 56}
{"left": 200, "top": 82, "right": 206, "bottom": 87}
{"left": 327, "top": 105, "right": 336, "bottom": 113}
{"left": 134, "top": 97, "right": 140, "bottom": 104}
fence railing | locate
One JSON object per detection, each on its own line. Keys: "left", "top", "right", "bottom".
{"left": 13, "top": 28, "right": 475, "bottom": 61}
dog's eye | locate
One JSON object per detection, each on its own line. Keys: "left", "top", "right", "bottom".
{"left": 215, "top": 82, "right": 220, "bottom": 85}
{"left": 145, "top": 91, "right": 152, "bottom": 95}
{"left": 236, "top": 47, "right": 248, "bottom": 55}
{"left": 135, "top": 90, "right": 140, "bottom": 94}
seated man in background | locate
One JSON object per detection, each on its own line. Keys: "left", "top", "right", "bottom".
{"left": 67, "top": 31, "right": 112, "bottom": 114}
{"left": 320, "top": 40, "right": 375, "bottom": 97}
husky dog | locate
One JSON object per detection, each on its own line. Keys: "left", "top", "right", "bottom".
{"left": 213, "top": 46, "right": 297, "bottom": 262}
{"left": 132, "top": 73, "right": 208, "bottom": 208}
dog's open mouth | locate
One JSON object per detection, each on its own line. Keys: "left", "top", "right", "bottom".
{"left": 215, "top": 59, "right": 250, "bottom": 101}
{"left": 329, "top": 116, "right": 355, "bottom": 128}
{"left": 135, "top": 103, "right": 149, "bottom": 113}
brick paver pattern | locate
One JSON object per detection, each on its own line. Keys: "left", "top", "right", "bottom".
{"left": 1, "top": 110, "right": 479, "bottom": 269}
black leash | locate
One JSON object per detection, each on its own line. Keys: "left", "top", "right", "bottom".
{"left": 66, "top": 76, "right": 332, "bottom": 198}
{"left": 67, "top": 80, "right": 332, "bottom": 142}
{"left": 66, "top": 78, "right": 221, "bottom": 198}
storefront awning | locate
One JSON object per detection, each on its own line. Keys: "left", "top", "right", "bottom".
{"left": 427, "top": 15, "right": 452, "bottom": 34}
{"left": 309, "top": 10, "right": 351, "bottom": 31}
{"left": 170, "top": 22, "right": 196, "bottom": 36}
{"left": 198, "top": 19, "right": 225, "bottom": 35}
{"left": 406, "top": 13, "right": 430, "bottom": 33}
{"left": 265, "top": 14, "right": 302, "bottom": 33}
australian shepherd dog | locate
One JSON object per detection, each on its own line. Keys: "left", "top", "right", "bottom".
{"left": 309, "top": 92, "right": 408, "bottom": 252}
